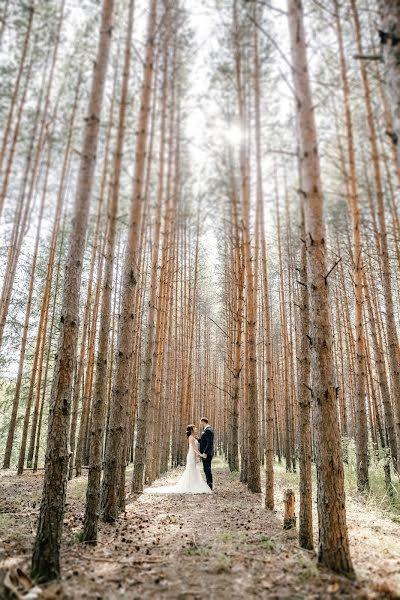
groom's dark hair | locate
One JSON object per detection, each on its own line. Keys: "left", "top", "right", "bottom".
{"left": 200, "top": 417, "right": 209, "bottom": 423}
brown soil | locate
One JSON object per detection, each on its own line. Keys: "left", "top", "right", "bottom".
{"left": 0, "top": 460, "right": 399, "bottom": 599}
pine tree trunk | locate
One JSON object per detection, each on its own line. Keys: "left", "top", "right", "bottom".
{"left": 134, "top": 43, "right": 170, "bottom": 489}
{"left": 70, "top": 186, "right": 107, "bottom": 477}
{"left": 351, "top": 0, "right": 400, "bottom": 459}
{"left": 0, "top": 47, "right": 34, "bottom": 216}
{"left": 5, "top": 102, "right": 72, "bottom": 467}
{"left": 0, "top": 0, "right": 65, "bottom": 350}
{"left": 335, "top": 0, "right": 369, "bottom": 490}
{"left": 233, "top": 0, "right": 261, "bottom": 494}
{"left": 363, "top": 267, "right": 398, "bottom": 468}
{"left": 0, "top": 77, "right": 45, "bottom": 351}
{"left": 26, "top": 153, "right": 54, "bottom": 469}
{"left": 379, "top": 0, "right": 400, "bottom": 167}
{"left": 82, "top": 0, "right": 135, "bottom": 544}
{"left": 287, "top": 0, "right": 354, "bottom": 577}
{"left": 296, "top": 198, "right": 313, "bottom": 550}
{"left": 31, "top": 0, "right": 114, "bottom": 582}
{"left": 102, "top": 0, "right": 157, "bottom": 521}
{"left": 2, "top": 162, "right": 45, "bottom": 469}
{"left": 277, "top": 196, "right": 292, "bottom": 472}
{"left": 33, "top": 224, "right": 65, "bottom": 471}
{"left": 0, "top": 4, "right": 34, "bottom": 198}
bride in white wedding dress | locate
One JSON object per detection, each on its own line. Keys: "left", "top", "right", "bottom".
{"left": 144, "top": 425, "right": 212, "bottom": 495}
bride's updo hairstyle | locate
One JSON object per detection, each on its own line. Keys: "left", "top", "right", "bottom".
{"left": 186, "top": 424, "right": 195, "bottom": 437}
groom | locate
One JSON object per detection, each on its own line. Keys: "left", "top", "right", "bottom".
{"left": 199, "top": 417, "right": 214, "bottom": 490}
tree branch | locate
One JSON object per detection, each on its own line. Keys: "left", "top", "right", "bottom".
{"left": 324, "top": 257, "right": 342, "bottom": 284}
{"left": 353, "top": 54, "right": 382, "bottom": 61}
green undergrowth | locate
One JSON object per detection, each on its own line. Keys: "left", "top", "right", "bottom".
{"left": 211, "top": 554, "right": 232, "bottom": 573}
{"left": 0, "top": 512, "right": 33, "bottom": 546}
{"left": 210, "top": 455, "right": 225, "bottom": 470}
{"left": 297, "top": 556, "right": 319, "bottom": 582}
{"left": 272, "top": 441, "right": 400, "bottom": 524}
{"left": 226, "top": 470, "right": 240, "bottom": 481}
{"left": 344, "top": 463, "right": 400, "bottom": 519}
{"left": 255, "top": 534, "right": 276, "bottom": 552}
{"left": 182, "top": 542, "right": 212, "bottom": 557}
{"left": 67, "top": 476, "right": 89, "bottom": 500}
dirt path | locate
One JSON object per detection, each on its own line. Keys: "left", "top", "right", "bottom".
{"left": 1, "top": 461, "right": 400, "bottom": 599}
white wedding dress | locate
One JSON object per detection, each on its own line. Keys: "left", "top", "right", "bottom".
{"left": 144, "top": 437, "right": 212, "bottom": 495}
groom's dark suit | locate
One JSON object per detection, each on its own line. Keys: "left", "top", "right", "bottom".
{"left": 199, "top": 426, "right": 214, "bottom": 490}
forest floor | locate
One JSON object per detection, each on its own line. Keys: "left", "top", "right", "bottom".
{"left": 0, "top": 459, "right": 400, "bottom": 599}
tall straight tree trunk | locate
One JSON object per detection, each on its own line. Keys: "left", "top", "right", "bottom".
{"left": 102, "top": 0, "right": 157, "bottom": 522}
{"left": 34, "top": 223, "right": 66, "bottom": 472}
{"left": 0, "top": 44, "right": 34, "bottom": 216}
{"left": 133, "top": 39, "right": 170, "bottom": 490}
{"left": 150, "top": 93, "right": 180, "bottom": 481}
{"left": 82, "top": 239, "right": 105, "bottom": 467}
{"left": 0, "top": 0, "right": 65, "bottom": 350}
{"left": 230, "top": 201, "right": 244, "bottom": 473}
{"left": 252, "top": 8, "right": 274, "bottom": 502}
{"left": 2, "top": 183, "right": 45, "bottom": 468}
{"left": 82, "top": 0, "right": 135, "bottom": 544}
{"left": 277, "top": 194, "right": 292, "bottom": 472}
{"left": 351, "top": 0, "right": 400, "bottom": 457}
{"left": 17, "top": 169, "right": 55, "bottom": 476}
{"left": 69, "top": 74, "right": 113, "bottom": 478}
{"left": 285, "top": 192, "right": 297, "bottom": 473}
{"left": 335, "top": 0, "right": 369, "bottom": 490}
{"left": 0, "top": 73, "right": 46, "bottom": 351}
{"left": 26, "top": 149, "right": 54, "bottom": 469}
{"left": 296, "top": 197, "right": 313, "bottom": 550}
{"left": 287, "top": 0, "right": 354, "bottom": 577}
{"left": 0, "top": 4, "right": 34, "bottom": 197}
{"left": 233, "top": 0, "right": 261, "bottom": 494}
{"left": 379, "top": 0, "right": 400, "bottom": 167}
{"left": 31, "top": 0, "right": 114, "bottom": 582}
{"left": 2, "top": 96, "right": 73, "bottom": 468}
{"left": 363, "top": 266, "right": 398, "bottom": 467}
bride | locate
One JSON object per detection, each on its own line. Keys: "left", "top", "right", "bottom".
{"left": 144, "top": 425, "right": 212, "bottom": 494}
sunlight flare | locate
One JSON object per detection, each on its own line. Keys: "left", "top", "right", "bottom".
{"left": 225, "top": 123, "right": 243, "bottom": 145}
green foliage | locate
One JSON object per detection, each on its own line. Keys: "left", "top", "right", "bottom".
{"left": 68, "top": 477, "right": 88, "bottom": 501}
{"left": 219, "top": 530, "right": 236, "bottom": 544}
{"left": 218, "top": 529, "right": 247, "bottom": 546}
{"left": 211, "top": 554, "right": 231, "bottom": 574}
{"left": 297, "top": 557, "right": 319, "bottom": 582}
{"left": 273, "top": 461, "right": 300, "bottom": 489}
{"left": 257, "top": 535, "right": 276, "bottom": 552}
{"left": 0, "top": 513, "right": 33, "bottom": 545}
{"left": 343, "top": 439, "right": 400, "bottom": 518}
{"left": 182, "top": 542, "right": 211, "bottom": 557}
{"left": 227, "top": 470, "right": 240, "bottom": 481}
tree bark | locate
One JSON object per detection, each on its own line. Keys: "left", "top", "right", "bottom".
{"left": 31, "top": 0, "right": 114, "bottom": 582}
{"left": 82, "top": 0, "right": 135, "bottom": 544}
{"left": 287, "top": 0, "right": 354, "bottom": 577}
{"left": 351, "top": 0, "right": 400, "bottom": 461}
{"left": 102, "top": 0, "right": 157, "bottom": 521}
{"left": 335, "top": 0, "right": 369, "bottom": 491}
{"left": 379, "top": 0, "right": 400, "bottom": 167}
{"left": 233, "top": 0, "right": 261, "bottom": 494}
{"left": 296, "top": 198, "right": 313, "bottom": 550}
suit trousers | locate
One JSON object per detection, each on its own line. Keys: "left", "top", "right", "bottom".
{"left": 202, "top": 456, "right": 213, "bottom": 490}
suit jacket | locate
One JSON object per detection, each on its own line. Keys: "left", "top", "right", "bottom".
{"left": 199, "top": 426, "right": 214, "bottom": 457}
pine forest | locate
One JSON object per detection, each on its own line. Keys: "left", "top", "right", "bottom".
{"left": 0, "top": 0, "right": 400, "bottom": 598}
